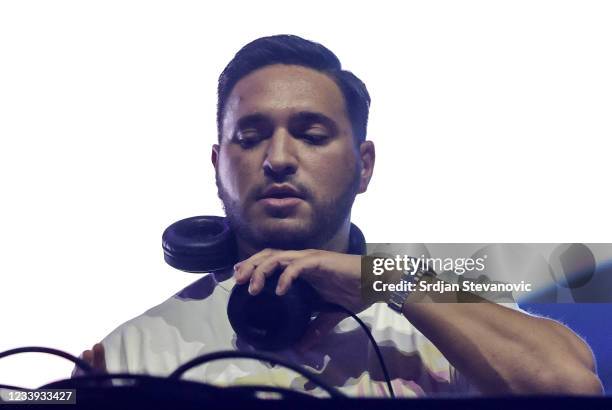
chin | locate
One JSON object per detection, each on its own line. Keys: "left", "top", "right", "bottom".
{"left": 251, "top": 218, "right": 315, "bottom": 249}
{"left": 258, "top": 216, "right": 311, "bottom": 235}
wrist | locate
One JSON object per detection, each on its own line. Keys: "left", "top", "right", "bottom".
{"left": 387, "top": 264, "right": 436, "bottom": 313}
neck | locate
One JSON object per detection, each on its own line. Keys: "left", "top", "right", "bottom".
{"left": 236, "top": 218, "right": 352, "bottom": 260}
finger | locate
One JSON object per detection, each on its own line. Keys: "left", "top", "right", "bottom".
{"left": 249, "top": 258, "right": 293, "bottom": 295}
{"left": 82, "top": 349, "right": 93, "bottom": 365}
{"left": 234, "top": 248, "right": 277, "bottom": 284}
{"left": 248, "top": 271, "right": 264, "bottom": 296}
{"left": 235, "top": 249, "right": 309, "bottom": 283}
{"left": 72, "top": 349, "right": 92, "bottom": 378}
{"left": 92, "top": 343, "right": 107, "bottom": 373}
{"left": 295, "top": 311, "right": 346, "bottom": 353}
{"left": 276, "top": 257, "right": 319, "bottom": 296}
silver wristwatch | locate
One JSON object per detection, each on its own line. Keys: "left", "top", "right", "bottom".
{"left": 387, "top": 265, "right": 435, "bottom": 313}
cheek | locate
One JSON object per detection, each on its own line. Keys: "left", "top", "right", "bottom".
{"left": 218, "top": 152, "right": 258, "bottom": 199}
{"left": 306, "top": 149, "right": 358, "bottom": 193}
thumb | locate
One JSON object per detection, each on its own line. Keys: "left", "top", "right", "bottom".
{"left": 295, "top": 311, "right": 347, "bottom": 353}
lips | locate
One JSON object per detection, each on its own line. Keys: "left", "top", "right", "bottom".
{"left": 259, "top": 185, "right": 305, "bottom": 200}
{"left": 258, "top": 184, "right": 305, "bottom": 211}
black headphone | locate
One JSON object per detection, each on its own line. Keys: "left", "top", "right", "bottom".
{"left": 162, "top": 216, "right": 366, "bottom": 351}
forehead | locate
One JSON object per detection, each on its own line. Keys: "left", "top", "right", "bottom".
{"left": 223, "top": 64, "right": 349, "bottom": 131}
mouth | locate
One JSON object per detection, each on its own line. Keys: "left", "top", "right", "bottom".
{"left": 258, "top": 185, "right": 305, "bottom": 210}
{"left": 259, "top": 197, "right": 303, "bottom": 208}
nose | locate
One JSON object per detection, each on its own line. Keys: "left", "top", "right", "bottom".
{"left": 262, "top": 129, "right": 297, "bottom": 180}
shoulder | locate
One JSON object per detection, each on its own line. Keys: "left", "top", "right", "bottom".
{"left": 101, "top": 271, "right": 234, "bottom": 374}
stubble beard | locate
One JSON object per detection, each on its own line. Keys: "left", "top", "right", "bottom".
{"left": 215, "top": 169, "right": 361, "bottom": 251}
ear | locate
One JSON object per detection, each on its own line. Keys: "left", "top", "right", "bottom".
{"left": 211, "top": 144, "right": 220, "bottom": 170}
{"left": 357, "top": 140, "right": 375, "bottom": 194}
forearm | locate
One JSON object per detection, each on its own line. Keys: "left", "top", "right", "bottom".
{"left": 402, "top": 292, "right": 603, "bottom": 395}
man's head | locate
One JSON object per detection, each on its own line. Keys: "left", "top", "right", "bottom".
{"left": 212, "top": 35, "right": 375, "bottom": 253}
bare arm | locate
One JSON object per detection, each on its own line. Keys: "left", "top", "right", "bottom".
{"left": 402, "top": 285, "right": 603, "bottom": 395}
{"left": 233, "top": 249, "right": 603, "bottom": 395}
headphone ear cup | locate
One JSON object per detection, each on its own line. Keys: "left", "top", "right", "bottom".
{"left": 162, "top": 216, "right": 366, "bottom": 350}
{"left": 162, "top": 216, "right": 237, "bottom": 273}
{"left": 348, "top": 223, "right": 366, "bottom": 255}
{"left": 227, "top": 271, "right": 322, "bottom": 351}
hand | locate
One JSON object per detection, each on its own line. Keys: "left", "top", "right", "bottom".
{"left": 233, "top": 249, "right": 369, "bottom": 351}
{"left": 71, "top": 343, "right": 107, "bottom": 377}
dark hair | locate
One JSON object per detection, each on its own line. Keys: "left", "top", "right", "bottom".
{"left": 217, "top": 35, "right": 371, "bottom": 144}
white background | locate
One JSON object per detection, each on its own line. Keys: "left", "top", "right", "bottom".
{"left": 1, "top": 0, "right": 610, "bottom": 388}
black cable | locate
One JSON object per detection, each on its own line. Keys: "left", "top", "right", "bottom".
{"left": 44, "top": 373, "right": 325, "bottom": 401}
{"left": 0, "top": 346, "right": 93, "bottom": 374}
{"left": 43, "top": 372, "right": 220, "bottom": 392}
{"left": 320, "top": 302, "right": 396, "bottom": 398}
{"left": 44, "top": 373, "right": 166, "bottom": 387}
{"left": 46, "top": 373, "right": 323, "bottom": 400}
{"left": 0, "top": 315, "right": 394, "bottom": 398}
{"left": 168, "top": 350, "right": 345, "bottom": 398}
{"left": 223, "top": 384, "right": 318, "bottom": 399}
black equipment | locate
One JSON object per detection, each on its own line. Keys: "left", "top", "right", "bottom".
{"left": 3, "top": 347, "right": 610, "bottom": 408}
{"left": 2, "top": 221, "right": 609, "bottom": 405}
{"left": 162, "top": 216, "right": 366, "bottom": 351}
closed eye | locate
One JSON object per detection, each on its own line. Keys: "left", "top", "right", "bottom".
{"left": 232, "top": 113, "right": 273, "bottom": 149}
{"left": 233, "top": 129, "right": 266, "bottom": 148}
{"left": 289, "top": 112, "right": 337, "bottom": 145}
{"left": 300, "top": 131, "right": 330, "bottom": 145}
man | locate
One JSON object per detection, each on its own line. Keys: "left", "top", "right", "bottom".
{"left": 74, "top": 35, "right": 603, "bottom": 397}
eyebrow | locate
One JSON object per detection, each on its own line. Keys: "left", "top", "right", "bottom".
{"left": 235, "top": 113, "right": 271, "bottom": 130}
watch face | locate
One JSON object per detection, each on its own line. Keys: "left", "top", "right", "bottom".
{"left": 387, "top": 277, "right": 412, "bottom": 313}
{"left": 388, "top": 294, "right": 406, "bottom": 313}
